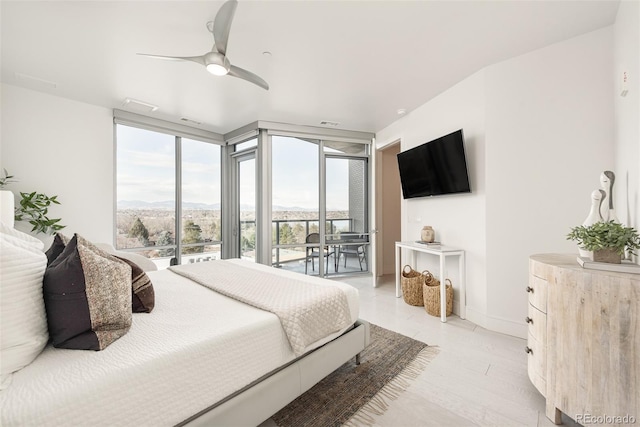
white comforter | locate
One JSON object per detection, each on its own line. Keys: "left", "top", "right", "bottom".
{"left": 0, "top": 259, "right": 359, "bottom": 427}
{"left": 169, "top": 260, "right": 352, "bottom": 355}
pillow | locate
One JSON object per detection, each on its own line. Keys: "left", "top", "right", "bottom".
{"left": 0, "top": 221, "right": 48, "bottom": 388}
{"left": 116, "top": 256, "right": 155, "bottom": 313}
{"left": 43, "top": 234, "right": 132, "bottom": 350}
{"left": 94, "top": 242, "right": 158, "bottom": 272}
{"left": 47, "top": 238, "right": 155, "bottom": 313}
{"left": 45, "top": 232, "right": 70, "bottom": 265}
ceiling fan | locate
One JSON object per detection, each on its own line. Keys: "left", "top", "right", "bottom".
{"left": 138, "top": 0, "right": 269, "bottom": 90}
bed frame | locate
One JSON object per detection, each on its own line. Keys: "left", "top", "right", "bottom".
{"left": 180, "top": 320, "right": 370, "bottom": 426}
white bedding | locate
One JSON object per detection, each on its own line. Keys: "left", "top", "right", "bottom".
{"left": 0, "top": 259, "right": 359, "bottom": 427}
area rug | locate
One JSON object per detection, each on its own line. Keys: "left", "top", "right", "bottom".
{"left": 272, "top": 323, "right": 440, "bottom": 427}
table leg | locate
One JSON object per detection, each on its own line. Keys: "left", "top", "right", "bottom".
{"left": 395, "top": 244, "right": 401, "bottom": 298}
{"left": 440, "top": 254, "right": 446, "bottom": 323}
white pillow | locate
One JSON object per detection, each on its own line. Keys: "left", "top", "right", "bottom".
{"left": 93, "top": 242, "right": 158, "bottom": 272}
{"left": 0, "top": 222, "right": 48, "bottom": 389}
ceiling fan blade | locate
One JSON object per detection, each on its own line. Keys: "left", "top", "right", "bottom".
{"left": 229, "top": 65, "right": 269, "bottom": 90}
{"left": 213, "top": 0, "right": 238, "bottom": 56}
{"left": 137, "top": 53, "right": 206, "bottom": 66}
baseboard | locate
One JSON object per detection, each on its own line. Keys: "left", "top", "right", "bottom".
{"left": 463, "top": 306, "right": 527, "bottom": 339}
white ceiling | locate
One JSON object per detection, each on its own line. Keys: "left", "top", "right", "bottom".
{"left": 1, "top": 1, "right": 620, "bottom": 136}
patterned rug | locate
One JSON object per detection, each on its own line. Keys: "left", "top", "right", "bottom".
{"left": 272, "top": 323, "right": 439, "bottom": 427}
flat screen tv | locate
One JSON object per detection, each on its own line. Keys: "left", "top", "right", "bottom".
{"left": 397, "top": 129, "right": 471, "bottom": 199}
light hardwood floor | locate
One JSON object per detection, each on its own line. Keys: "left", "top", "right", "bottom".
{"left": 338, "top": 274, "right": 580, "bottom": 427}
{"left": 262, "top": 273, "right": 581, "bottom": 427}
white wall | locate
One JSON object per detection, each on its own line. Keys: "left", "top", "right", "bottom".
{"left": 376, "top": 26, "right": 614, "bottom": 337}
{"left": 484, "top": 27, "right": 614, "bottom": 335}
{"left": 1, "top": 83, "right": 114, "bottom": 245}
{"left": 613, "top": 0, "right": 640, "bottom": 237}
{"left": 376, "top": 71, "right": 488, "bottom": 323}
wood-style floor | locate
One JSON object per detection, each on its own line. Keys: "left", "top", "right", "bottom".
{"left": 339, "top": 274, "right": 580, "bottom": 427}
{"left": 262, "top": 273, "right": 581, "bottom": 427}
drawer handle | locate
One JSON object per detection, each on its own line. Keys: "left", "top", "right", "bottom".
{"left": 526, "top": 286, "right": 534, "bottom": 293}
{"left": 525, "top": 317, "right": 533, "bottom": 324}
{"left": 525, "top": 346, "right": 533, "bottom": 355}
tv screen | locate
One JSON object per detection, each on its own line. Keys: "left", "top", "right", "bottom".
{"left": 397, "top": 129, "right": 471, "bottom": 199}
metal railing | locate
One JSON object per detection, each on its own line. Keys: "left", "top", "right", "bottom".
{"left": 240, "top": 217, "right": 356, "bottom": 266}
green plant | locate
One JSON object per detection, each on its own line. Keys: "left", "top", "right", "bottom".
{"left": 14, "top": 191, "right": 65, "bottom": 235}
{"left": 0, "top": 168, "right": 16, "bottom": 188}
{"left": 567, "top": 220, "right": 640, "bottom": 256}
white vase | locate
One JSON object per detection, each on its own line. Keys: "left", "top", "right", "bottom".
{"left": 579, "top": 189, "right": 605, "bottom": 258}
{"left": 0, "top": 190, "right": 15, "bottom": 228}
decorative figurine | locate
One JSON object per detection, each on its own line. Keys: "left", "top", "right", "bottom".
{"left": 600, "top": 170, "right": 619, "bottom": 223}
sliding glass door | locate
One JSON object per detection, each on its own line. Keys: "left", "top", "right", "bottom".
{"left": 269, "top": 136, "right": 369, "bottom": 277}
{"left": 237, "top": 153, "right": 256, "bottom": 262}
{"left": 324, "top": 142, "right": 369, "bottom": 275}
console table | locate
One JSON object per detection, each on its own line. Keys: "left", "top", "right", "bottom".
{"left": 528, "top": 254, "right": 640, "bottom": 425}
{"left": 395, "top": 241, "right": 466, "bottom": 322}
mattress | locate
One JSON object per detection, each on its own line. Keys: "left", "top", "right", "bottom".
{"left": 0, "top": 259, "right": 359, "bottom": 427}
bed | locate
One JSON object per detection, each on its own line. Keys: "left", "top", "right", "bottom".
{"left": 0, "top": 229, "right": 370, "bottom": 427}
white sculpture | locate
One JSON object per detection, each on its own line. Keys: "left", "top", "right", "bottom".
{"left": 580, "top": 189, "right": 605, "bottom": 258}
{"left": 599, "top": 170, "right": 619, "bottom": 223}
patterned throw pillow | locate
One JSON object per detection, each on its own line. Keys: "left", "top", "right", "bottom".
{"left": 45, "top": 234, "right": 155, "bottom": 313}
{"left": 43, "top": 234, "right": 132, "bottom": 350}
{"left": 116, "top": 256, "right": 155, "bottom": 313}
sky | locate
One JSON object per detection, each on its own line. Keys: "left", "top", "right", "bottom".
{"left": 116, "top": 126, "right": 356, "bottom": 211}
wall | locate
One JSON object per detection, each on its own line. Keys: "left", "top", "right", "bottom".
{"left": 1, "top": 83, "right": 114, "bottom": 245}
{"left": 484, "top": 27, "right": 614, "bottom": 335}
{"left": 376, "top": 26, "right": 614, "bottom": 337}
{"left": 376, "top": 71, "right": 488, "bottom": 323}
{"left": 613, "top": 0, "right": 640, "bottom": 238}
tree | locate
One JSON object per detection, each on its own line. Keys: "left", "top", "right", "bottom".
{"left": 279, "top": 223, "right": 295, "bottom": 245}
{"left": 182, "top": 220, "right": 204, "bottom": 254}
{"left": 155, "top": 230, "right": 174, "bottom": 257}
{"left": 129, "top": 217, "right": 149, "bottom": 246}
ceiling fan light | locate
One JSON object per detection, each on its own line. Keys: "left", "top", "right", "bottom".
{"left": 206, "top": 63, "right": 229, "bottom": 76}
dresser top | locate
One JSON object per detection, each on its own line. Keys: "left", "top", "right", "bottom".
{"left": 530, "top": 253, "right": 640, "bottom": 279}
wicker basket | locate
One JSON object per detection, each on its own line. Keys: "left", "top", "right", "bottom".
{"left": 401, "top": 265, "right": 424, "bottom": 306}
{"left": 423, "top": 277, "right": 453, "bottom": 317}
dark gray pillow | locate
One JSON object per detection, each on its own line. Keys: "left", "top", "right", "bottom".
{"left": 43, "top": 235, "right": 132, "bottom": 350}
{"left": 116, "top": 256, "right": 155, "bottom": 313}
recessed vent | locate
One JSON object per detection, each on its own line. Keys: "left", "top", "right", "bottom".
{"left": 320, "top": 120, "right": 339, "bottom": 127}
{"left": 122, "top": 98, "right": 159, "bottom": 113}
{"left": 15, "top": 72, "right": 57, "bottom": 89}
{"left": 180, "top": 117, "right": 202, "bottom": 125}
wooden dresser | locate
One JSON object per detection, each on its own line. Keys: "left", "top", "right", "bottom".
{"left": 528, "top": 254, "right": 640, "bottom": 425}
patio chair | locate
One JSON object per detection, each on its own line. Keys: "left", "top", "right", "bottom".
{"left": 337, "top": 233, "right": 367, "bottom": 271}
{"left": 305, "top": 233, "right": 335, "bottom": 274}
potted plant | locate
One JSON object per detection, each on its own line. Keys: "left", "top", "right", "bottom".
{"left": 0, "top": 169, "right": 65, "bottom": 235}
{"left": 567, "top": 220, "right": 640, "bottom": 264}
{"left": 0, "top": 169, "right": 17, "bottom": 227}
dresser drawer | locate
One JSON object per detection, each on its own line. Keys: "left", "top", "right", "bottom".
{"left": 526, "top": 332, "right": 546, "bottom": 395}
{"left": 527, "top": 303, "right": 546, "bottom": 342}
{"left": 527, "top": 275, "right": 548, "bottom": 313}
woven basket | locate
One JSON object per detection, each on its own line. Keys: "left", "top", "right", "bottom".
{"left": 423, "top": 277, "right": 453, "bottom": 317}
{"left": 401, "top": 265, "right": 424, "bottom": 306}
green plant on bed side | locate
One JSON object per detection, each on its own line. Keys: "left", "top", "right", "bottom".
{"left": 567, "top": 220, "right": 640, "bottom": 256}
{"left": 14, "top": 191, "right": 66, "bottom": 235}
{"left": 2, "top": 168, "right": 65, "bottom": 235}
{"left": 0, "top": 168, "right": 16, "bottom": 189}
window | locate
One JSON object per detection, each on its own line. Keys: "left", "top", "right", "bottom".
{"left": 115, "top": 124, "right": 222, "bottom": 268}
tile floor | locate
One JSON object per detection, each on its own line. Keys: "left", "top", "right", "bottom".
{"left": 263, "top": 273, "right": 581, "bottom": 427}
